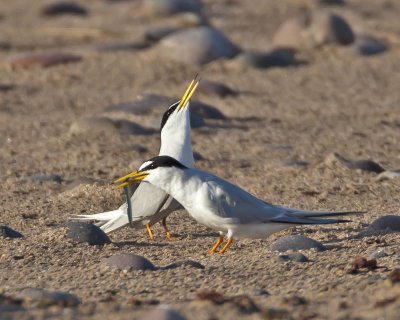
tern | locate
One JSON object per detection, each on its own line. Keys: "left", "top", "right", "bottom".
{"left": 77, "top": 80, "right": 199, "bottom": 239}
{"left": 115, "top": 156, "right": 360, "bottom": 254}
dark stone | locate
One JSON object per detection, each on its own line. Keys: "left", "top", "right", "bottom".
{"left": 270, "top": 235, "right": 326, "bottom": 252}
{"left": 236, "top": 48, "right": 298, "bottom": 69}
{"left": 369, "top": 215, "right": 400, "bottom": 232}
{"left": 162, "top": 260, "right": 205, "bottom": 270}
{"left": 22, "top": 174, "right": 63, "bottom": 183}
{"left": 104, "top": 253, "right": 156, "bottom": 271}
{"left": 64, "top": 222, "right": 111, "bottom": 245}
{"left": 198, "top": 80, "right": 237, "bottom": 98}
{"left": 346, "top": 160, "right": 385, "bottom": 173}
{"left": 143, "top": 0, "right": 202, "bottom": 16}
{"left": 139, "top": 307, "right": 187, "bottom": 320}
{"left": 0, "top": 226, "right": 24, "bottom": 238}
{"left": 190, "top": 101, "right": 226, "bottom": 120}
{"left": 18, "top": 288, "right": 80, "bottom": 307}
{"left": 41, "top": 2, "right": 88, "bottom": 16}
{"left": 355, "top": 34, "right": 388, "bottom": 56}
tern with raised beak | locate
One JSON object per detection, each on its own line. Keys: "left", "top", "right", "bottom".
{"left": 115, "top": 156, "right": 360, "bottom": 253}
{"left": 77, "top": 79, "right": 199, "bottom": 239}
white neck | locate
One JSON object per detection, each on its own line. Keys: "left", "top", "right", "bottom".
{"left": 159, "top": 109, "right": 194, "bottom": 167}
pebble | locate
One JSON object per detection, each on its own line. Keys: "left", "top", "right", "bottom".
{"left": 198, "top": 80, "right": 237, "bottom": 98}
{"left": 277, "top": 252, "right": 309, "bottom": 262}
{"left": 142, "top": 0, "right": 202, "bottom": 16}
{"left": 369, "top": 215, "right": 400, "bottom": 232}
{"left": 139, "top": 306, "right": 187, "bottom": 320}
{"left": 270, "top": 235, "right": 326, "bottom": 252}
{"left": 369, "top": 250, "right": 388, "bottom": 260}
{"left": 64, "top": 222, "right": 111, "bottom": 245}
{"left": 234, "top": 48, "right": 298, "bottom": 69}
{"left": 0, "top": 84, "right": 15, "bottom": 92}
{"left": 69, "top": 117, "right": 157, "bottom": 136}
{"left": 41, "top": 1, "right": 88, "bottom": 16}
{"left": 324, "top": 152, "right": 385, "bottom": 173}
{"left": 0, "top": 226, "right": 24, "bottom": 238}
{"left": 190, "top": 101, "right": 226, "bottom": 120}
{"left": 17, "top": 288, "right": 80, "bottom": 307}
{"left": 354, "top": 34, "right": 388, "bottom": 56}
{"left": 159, "top": 26, "right": 241, "bottom": 65}
{"left": 104, "top": 254, "right": 156, "bottom": 271}
{"left": 7, "top": 52, "right": 82, "bottom": 69}
{"left": 272, "top": 10, "right": 354, "bottom": 50}
{"left": 161, "top": 260, "right": 205, "bottom": 270}
{"left": 21, "top": 174, "right": 63, "bottom": 183}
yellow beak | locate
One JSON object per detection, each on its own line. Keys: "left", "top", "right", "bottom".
{"left": 114, "top": 171, "right": 149, "bottom": 188}
{"left": 178, "top": 78, "right": 200, "bottom": 110}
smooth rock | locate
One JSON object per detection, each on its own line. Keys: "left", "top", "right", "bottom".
{"left": 18, "top": 288, "right": 80, "bottom": 307}
{"left": 369, "top": 215, "right": 400, "bottom": 232}
{"left": 354, "top": 34, "right": 388, "bottom": 56}
{"left": 324, "top": 152, "right": 385, "bottom": 173}
{"left": 270, "top": 235, "right": 326, "bottom": 252}
{"left": 0, "top": 84, "right": 15, "bottom": 92}
{"left": 0, "top": 226, "right": 24, "bottom": 238}
{"left": 7, "top": 52, "right": 82, "bottom": 69}
{"left": 69, "top": 117, "right": 156, "bottom": 136}
{"left": 161, "top": 260, "right": 205, "bottom": 270}
{"left": 22, "top": 174, "right": 63, "bottom": 183}
{"left": 190, "top": 101, "right": 226, "bottom": 119}
{"left": 159, "top": 26, "right": 241, "bottom": 65}
{"left": 142, "top": 0, "right": 202, "bottom": 16}
{"left": 273, "top": 11, "right": 354, "bottom": 50}
{"left": 64, "top": 222, "right": 111, "bottom": 245}
{"left": 139, "top": 306, "right": 187, "bottom": 320}
{"left": 368, "top": 250, "right": 388, "bottom": 260}
{"left": 104, "top": 253, "right": 156, "bottom": 271}
{"left": 198, "top": 80, "right": 237, "bottom": 97}
{"left": 41, "top": 1, "right": 88, "bottom": 16}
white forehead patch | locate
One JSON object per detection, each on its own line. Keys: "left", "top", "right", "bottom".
{"left": 139, "top": 160, "right": 153, "bottom": 171}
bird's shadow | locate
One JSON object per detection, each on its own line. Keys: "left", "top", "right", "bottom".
{"left": 114, "top": 240, "right": 169, "bottom": 247}
{"left": 189, "top": 231, "right": 220, "bottom": 239}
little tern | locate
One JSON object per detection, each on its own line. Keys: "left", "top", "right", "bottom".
{"left": 77, "top": 80, "right": 198, "bottom": 239}
{"left": 115, "top": 156, "right": 360, "bottom": 253}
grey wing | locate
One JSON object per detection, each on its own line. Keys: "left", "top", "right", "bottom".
{"left": 125, "top": 182, "right": 175, "bottom": 221}
{"left": 209, "top": 177, "right": 354, "bottom": 225}
{"left": 206, "top": 176, "right": 284, "bottom": 224}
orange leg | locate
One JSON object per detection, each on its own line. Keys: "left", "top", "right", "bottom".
{"left": 162, "top": 217, "right": 176, "bottom": 240}
{"left": 146, "top": 223, "right": 154, "bottom": 240}
{"left": 219, "top": 238, "right": 233, "bottom": 254}
{"left": 209, "top": 236, "right": 224, "bottom": 254}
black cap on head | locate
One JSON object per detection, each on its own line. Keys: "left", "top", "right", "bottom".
{"left": 160, "top": 101, "right": 179, "bottom": 132}
{"left": 140, "top": 155, "right": 187, "bottom": 172}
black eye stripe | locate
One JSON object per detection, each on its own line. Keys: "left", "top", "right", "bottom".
{"left": 160, "top": 101, "right": 179, "bottom": 131}
{"left": 140, "top": 156, "right": 187, "bottom": 171}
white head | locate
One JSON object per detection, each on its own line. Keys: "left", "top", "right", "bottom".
{"left": 115, "top": 155, "right": 187, "bottom": 188}
{"left": 158, "top": 80, "right": 199, "bottom": 167}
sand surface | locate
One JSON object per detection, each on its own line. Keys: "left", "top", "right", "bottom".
{"left": 1, "top": 0, "right": 400, "bottom": 319}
